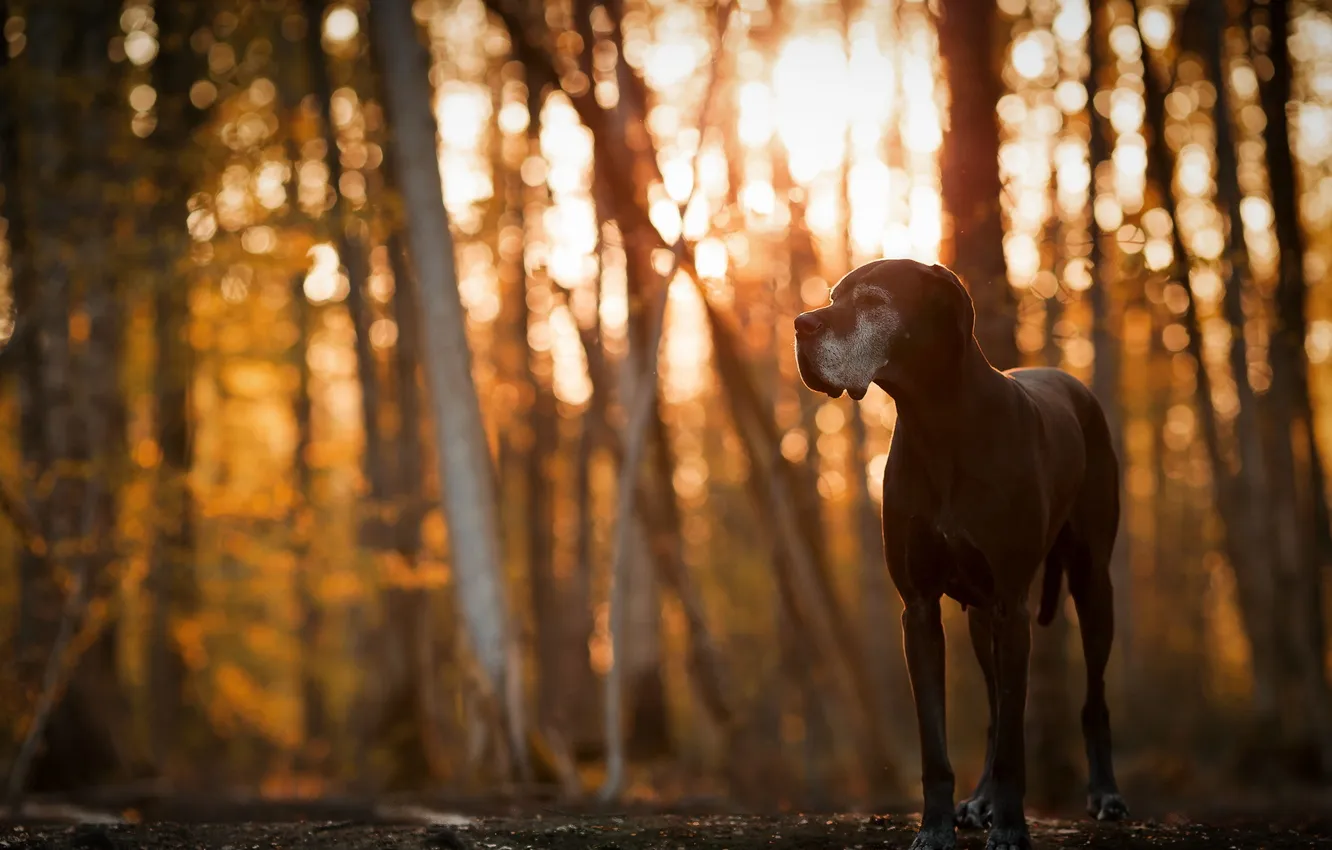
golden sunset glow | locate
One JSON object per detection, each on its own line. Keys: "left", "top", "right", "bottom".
{"left": 3, "top": 0, "right": 1332, "bottom": 801}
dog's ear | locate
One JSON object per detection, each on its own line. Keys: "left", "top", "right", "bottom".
{"left": 928, "top": 263, "right": 975, "bottom": 344}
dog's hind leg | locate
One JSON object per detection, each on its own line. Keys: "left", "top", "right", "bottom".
{"left": 955, "top": 606, "right": 996, "bottom": 829}
{"left": 1066, "top": 537, "right": 1128, "bottom": 821}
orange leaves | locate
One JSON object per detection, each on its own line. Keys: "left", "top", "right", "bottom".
{"left": 421, "top": 508, "right": 448, "bottom": 553}
{"left": 374, "top": 550, "right": 450, "bottom": 590}
{"left": 133, "top": 438, "right": 162, "bottom": 469}
{"left": 172, "top": 616, "right": 209, "bottom": 672}
{"left": 68, "top": 309, "right": 91, "bottom": 344}
{"left": 317, "top": 570, "right": 364, "bottom": 604}
{"left": 211, "top": 662, "right": 302, "bottom": 750}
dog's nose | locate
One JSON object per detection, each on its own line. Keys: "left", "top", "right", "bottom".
{"left": 795, "top": 312, "right": 824, "bottom": 337}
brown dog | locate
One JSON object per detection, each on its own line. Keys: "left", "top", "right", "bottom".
{"left": 794, "top": 259, "right": 1127, "bottom": 850}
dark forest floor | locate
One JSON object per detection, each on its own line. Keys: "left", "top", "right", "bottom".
{"left": 6, "top": 810, "right": 1332, "bottom": 850}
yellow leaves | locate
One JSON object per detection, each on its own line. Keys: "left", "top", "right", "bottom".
{"left": 173, "top": 616, "right": 209, "bottom": 671}
{"left": 48, "top": 537, "right": 92, "bottom": 561}
{"left": 133, "top": 438, "right": 161, "bottom": 469}
{"left": 68, "top": 309, "right": 90, "bottom": 344}
{"left": 221, "top": 360, "right": 284, "bottom": 399}
{"left": 212, "top": 662, "right": 302, "bottom": 750}
{"left": 188, "top": 320, "right": 213, "bottom": 351}
{"left": 1203, "top": 552, "right": 1253, "bottom": 702}
{"left": 374, "top": 550, "right": 451, "bottom": 590}
{"left": 421, "top": 508, "right": 448, "bottom": 552}
{"left": 242, "top": 622, "right": 297, "bottom": 667}
{"left": 319, "top": 571, "right": 364, "bottom": 603}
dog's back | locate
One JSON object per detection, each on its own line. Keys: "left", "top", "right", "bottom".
{"left": 1007, "top": 366, "right": 1106, "bottom": 434}
{"left": 1006, "top": 366, "right": 1121, "bottom": 625}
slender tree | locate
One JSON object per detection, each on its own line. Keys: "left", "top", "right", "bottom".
{"left": 272, "top": 3, "right": 327, "bottom": 769}
{"left": 302, "top": 0, "right": 391, "bottom": 548}
{"left": 305, "top": 0, "right": 425, "bottom": 783}
{"left": 937, "top": 0, "right": 1020, "bottom": 370}
{"left": 148, "top": 0, "right": 212, "bottom": 774}
{"left": 0, "top": 0, "right": 50, "bottom": 697}
{"left": 1027, "top": 246, "right": 1077, "bottom": 812}
{"left": 1199, "top": 0, "right": 1328, "bottom": 773}
{"left": 368, "top": 0, "right": 524, "bottom": 776}
{"left": 1252, "top": 0, "right": 1332, "bottom": 778}
{"left": 1082, "top": 0, "right": 1133, "bottom": 671}
{"left": 1258, "top": 0, "right": 1332, "bottom": 575}
{"left": 289, "top": 267, "right": 325, "bottom": 763}
{"left": 510, "top": 73, "right": 564, "bottom": 748}
{"left": 9, "top": 0, "right": 127, "bottom": 796}
{"left": 386, "top": 233, "right": 441, "bottom": 775}
{"left": 1135, "top": 0, "right": 1285, "bottom": 772}
{"left": 11, "top": 0, "right": 70, "bottom": 732}
{"left": 50, "top": 0, "right": 133, "bottom": 780}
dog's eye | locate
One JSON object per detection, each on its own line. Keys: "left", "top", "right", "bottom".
{"left": 856, "top": 290, "right": 885, "bottom": 305}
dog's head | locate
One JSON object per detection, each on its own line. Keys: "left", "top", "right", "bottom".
{"left": 793, "top": 259, "right": 975, "bottom": 400}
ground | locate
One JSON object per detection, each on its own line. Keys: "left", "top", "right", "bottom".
{"left": 6, "top": 811, "right": 1332, "bottom": 849}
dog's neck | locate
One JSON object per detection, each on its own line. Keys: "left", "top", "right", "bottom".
{"left": 876, "top": 338, "right": 1009, "bottom": 449}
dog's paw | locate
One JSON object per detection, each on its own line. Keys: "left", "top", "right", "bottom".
{"left": 909, "top": 824, "right": 957, "bottom": 850}
{"left": 984, "top": 824, "right": 1031, "bottom": 850}
{"left": 955, "top": 795, "right": 992, "bottom": 829}
{"left": 1087, "top": 790, "right": 1129, "bottom": 821}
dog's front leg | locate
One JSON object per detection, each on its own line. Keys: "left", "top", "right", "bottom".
{"left": 903, "top": 598, "right": 955, "bottom": 850}
{"left": 985, "top": 600, "right": 1032, "bottom": 850}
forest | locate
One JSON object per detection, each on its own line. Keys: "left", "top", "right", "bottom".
{"left": 1, "top": 0, "right": 1331, "bottom": 842}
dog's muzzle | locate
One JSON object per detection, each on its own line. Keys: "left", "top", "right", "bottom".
{"left": 794, "top": 312, "right": 848, "bottom": 399}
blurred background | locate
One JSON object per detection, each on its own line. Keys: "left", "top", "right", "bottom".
{"left": 0, "top": 0, "right": 1330, "bottom": 817}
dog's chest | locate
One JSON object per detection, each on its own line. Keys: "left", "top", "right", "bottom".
{"left": 890, "top": 456, "right": 1007, "bottom": 548}
{"left": 935, "top": 526, "right": 995, "bottom": 608}
{"left": 886, "top": 440, "right": 1046, "bottom": 600}
{"left": 886, "top": 464, "right": 998, "bottom": 606}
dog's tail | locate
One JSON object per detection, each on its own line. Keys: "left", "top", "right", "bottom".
{"left": 1036, "top": 557, "right": 1063, "bottom": 626}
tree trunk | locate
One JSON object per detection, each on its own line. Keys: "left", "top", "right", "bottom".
{"left": 57, "top": 0, "right": 132, "bottom": 780}
{"left": 386, "top": 233, "right": 442, "bottom": 777}
{"left": 146, "top": 0, "right": 216, "bottom": 778}
{"left": 1254, "top": 0, "right": 1332, "bottom": 777}
{"left": 1135, "top": 0, "right": 1282, "bottom": 769}
{"left": 3, "top": 0, "right": 49, "bottom": 707}
{"left": 144, "top": 0, "right": 212, "bottom": 777}
{"left": 848, "top": 402, "right": 903, "bottom": 747}
{"left": 1202, "top": 0, "right": 1303, "bottom": 772}
{"left": 1083, "top": 0, "right": 1132, "bottom": 695}
{"left": 368, "top": 0, "right": 522, "bottom": 777}
{"left": 350, "top": 2, "right": 450, "bottom": 783}
{"left": 568, "top": 404, "right": 603, "bottom": 756}
{"left": 288, "top": 267, "right": 327, "bottom": 765}
{"left": 617, "top": 248, "right": 672, "bottom": 765}
{"left": 303, "top": 0, "right": 392, "bottom": 549}
{"left": 1027, "top": 287, "right": 1078, "bottom": 810}
{"left": 508, "top": 83, "right": 565, "bottom": 745}
{"left": 937, "top": 0, "right": 1019, "bottom": 371}
{"left": 562, "top": 192, "right": 603, "bottom": 761}
{"left": 12, "top": 0, "right": 127, "bottom": 794}
{"left": 12, "top": 0, "right": 71, "bottom": 736}
{"left": 524, "top": 297, "right": 564, "bottom": 742}
{"left": 599, "top": 281, "right": 671, "bottom": 800}
{"left": 270, "top": 5, "right": 326, "bottom": 770}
